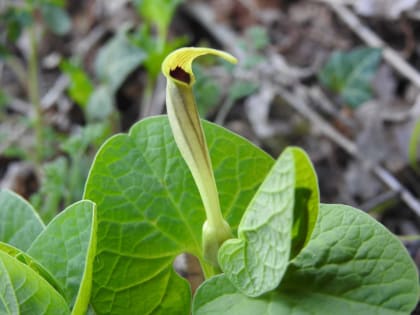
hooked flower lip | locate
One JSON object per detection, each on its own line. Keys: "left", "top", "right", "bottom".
{"left": 161, "top": 47, "right": 237, "bottom": 87}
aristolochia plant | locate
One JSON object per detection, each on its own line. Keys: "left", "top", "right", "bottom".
{"left": 161, "top": 48, "right": 236, "bottom": 269}
{"left": 0, "top": 47, "right": 418, "bottom": 314}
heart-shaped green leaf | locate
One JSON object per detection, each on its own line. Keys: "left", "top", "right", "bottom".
{"left": 218, "top": 147, "right": 319, "bottom": 297}
{"left": 83, "top": 116, "right": 274, "bottom": 315}
{"left": 0, "top": 189, "right": 45, "bottom": 251}
{"left": 193, "top": 204, "right": 419, "bottom": 315}
{"left": 0, "top": 250, "right": 70, "bottom": 315}
{"left": 27, "top": 201, "right": 97, "bottom": 314}
{"left": 218, "top": 148, "right": 295, "bottom": 297}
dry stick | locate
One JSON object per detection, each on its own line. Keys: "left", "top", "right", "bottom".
{"left": 360, "top": 190, "right": 399, "bottom": 213}
{"left": 329, "top": 3, "right": 420, "bottom": 89}
{"left": 183, "top": 3, "right": 244, "bottom": 59}
{"left": 41, "top": 75, "right": 69, "bottom": 110}
{"left": 278, "top": 85, "right": 420, "bottom": 217}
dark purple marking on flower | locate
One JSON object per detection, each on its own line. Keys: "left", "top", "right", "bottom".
{"left": 170, "top": 66, "right": 190, "bottom": 84}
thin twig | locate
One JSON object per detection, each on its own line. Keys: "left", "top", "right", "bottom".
{"left": 278, "top": 84, "right": 420, "bottom": 217}
{"left": 72, "top": 25, "right": 106, "bottom": 57}
{"left": 214, "top": 98, "right": 234, "bottom": 125}
{"left": 359, "top": 190, "right": 399, "bottom": 213}
{"left": 41, "top": 25, "right": 106, "bottom": 110}
{"left": 307, "top": 86, "right": 339, "bottom": 117}
{"left": 41, "top": 75, "right": 69, "bottom": 110}
{"left": 0, "top": 124, "right": 28, "bottom": 155}
{"left": 329, "top": 3, "right": 420, "bottom": 89}
{"left": 183, "top": 3, "right": 244, "bottom": 59}
{"left": 10, "top": 98, "right": 32, "bottom": 115}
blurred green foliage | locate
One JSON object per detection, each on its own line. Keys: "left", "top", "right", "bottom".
{"left": 60, "top": 60, "right": 94, "bottom": 108}
{"left": 38, "top": 0, "right": 71, "bottom": 35}
{"left": 129, "top": 25, "right": 186, "bottom": 81}
{"left": 95, "top": 30, "right": 146, "bottom": 93}
{"left": 409, "top": 119, "right": 420, "bottom": 172}
{"left": 318, "top": 47, "right": 382, "bottom": 108}
{"left": 0, "top": 0, "right": 71, "bottom": 57}
{"left": 31, "top": 123, "right": 109, "bottom": 221}
{"left": 133, "top": 0, "right": 183, "bottom": 40}
{"left": 0, "top": 0, "right": 187, "bottom": 221}
{"left": 193, "top": 64, "right": 222, "bottom": 117}
{"left": 0, "top": 6, "right": 32, "bottom": 57}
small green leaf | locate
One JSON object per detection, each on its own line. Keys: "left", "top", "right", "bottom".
{"left": 218, "top": 148, "right": 295, "bottom": 297}
{"left": 245, "top": 26, "right": 269, "bottom": 51}
{"left": 30, "top": 157, "right": 68, "bottom": 223}
{"left": 61, "top": 122, "right": 110, "bottom": 156}
{"left": 0, "top": 250, "right": 70, "bottom": 315}
{"left": 60, "top": 60, "right": 94, "bottom": 108}
{"left": 40, "top": 3, "right": 71, "bottom": 35}
{"left": 84, "top": 116, "right": 274, "bottom": 314}
{"left": 28, "top": 201, "right": 97, "bottom": 314}
{"left": 0, "top": 189, "right": 45, "bottom": 251}
{"left": 133, "top": 0, "right": 183, "bottom": 38}
{"left": 86, "top": 85, "right": 113, "bottom": 122}
{"left": 319, "top": 47, "right": 382, "bottom": 108}
{"left": 95, "top": 31, "right": 146, "bottom": 92}
{"left": 193, "top": 204, "right": 419, "bottom": 315}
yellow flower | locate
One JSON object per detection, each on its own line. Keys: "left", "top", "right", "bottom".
{"left": 162, "top": 47, "right": 237, "bottom": 269}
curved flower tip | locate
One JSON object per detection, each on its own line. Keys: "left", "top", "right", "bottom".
{"left": 162, "top": 47, "right": 237, "bottom": 86}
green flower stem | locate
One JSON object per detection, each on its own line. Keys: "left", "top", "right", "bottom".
{"left": 162, "top": 47, "right": 237, "bottom": 267}
{"left": 165, "top": 81, "right": 223, "bottom": 227}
